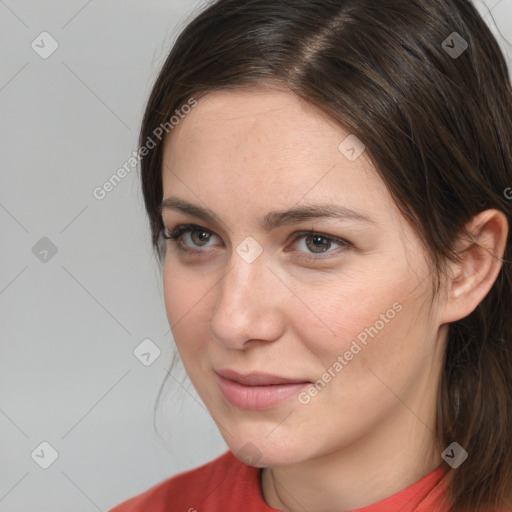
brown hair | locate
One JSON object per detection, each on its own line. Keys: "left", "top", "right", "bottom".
{"left": 139, "top": 0, "right": 512, "bottom": 510}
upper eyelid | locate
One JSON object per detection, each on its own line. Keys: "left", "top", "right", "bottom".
{"left": 164, "top": 223, "right": 338, "bottom": 238}
{"left": 164, "top": 223, "right": 215, "bottom": 238}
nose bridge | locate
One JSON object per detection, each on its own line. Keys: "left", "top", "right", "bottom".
{"left": 218, "top": 250, "right": 268, "bottom": 313}
{"left": 210, "top": 248, "right": 284, "bottom": 346}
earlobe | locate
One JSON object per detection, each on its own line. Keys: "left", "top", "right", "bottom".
{"left": 441, "top": 209, "right": 508, "bottom": 323}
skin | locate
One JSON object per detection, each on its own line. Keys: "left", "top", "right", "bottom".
{"left": 159, "top": 86, "right": 508, "bottom": 511}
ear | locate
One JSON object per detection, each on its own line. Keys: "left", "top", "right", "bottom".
{"left": 440, "top": 209, "right": 509, "bottom": 324}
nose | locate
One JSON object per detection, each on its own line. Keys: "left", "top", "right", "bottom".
{"left": 209, "top": 250, "right": 287, "bottom": 350}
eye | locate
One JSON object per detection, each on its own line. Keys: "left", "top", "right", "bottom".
{"left": 288, "top": 231, "right": 352, "bottom": 260}
{"left": 163, "top": 224, "right": 219, "bottom": 254}
{"left": 163, "top": 224, "right": 352, "bottom": 260}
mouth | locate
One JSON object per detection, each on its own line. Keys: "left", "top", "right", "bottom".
{"left": 215, "top": 369, "right": 311, "bottom": 410}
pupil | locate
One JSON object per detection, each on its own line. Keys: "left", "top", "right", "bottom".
{"left": 194, "top": 231, "right": 209, "bottom": 244}
{"left": 310, "top": 236, "right": 329, "bottom": 252}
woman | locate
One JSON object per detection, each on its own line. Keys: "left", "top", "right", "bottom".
{"left": 109, "top": 0, "right": 512, "bottom": 510}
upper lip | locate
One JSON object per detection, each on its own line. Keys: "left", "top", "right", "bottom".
{"left": 215, "top": 368, "right": 310, "bottom": 386}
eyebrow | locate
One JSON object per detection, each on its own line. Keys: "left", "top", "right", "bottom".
{"left": 160, "top": 197, "right": 378, "bottom": 231}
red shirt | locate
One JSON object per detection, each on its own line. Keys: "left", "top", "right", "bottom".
{"left": 109, "top": 450, "right": 453, "bottom": 511}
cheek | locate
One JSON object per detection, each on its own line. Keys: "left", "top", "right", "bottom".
{"left": 293, "top": 278, "right": 404, "bottom": 359}
{"left": 296, "top": 274, "right": 431, "bottom": 391}
{"left": 162, "top": 261, "right": 212, "bottom": 354}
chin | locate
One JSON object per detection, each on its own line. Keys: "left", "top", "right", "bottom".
{"left": 223, "top": 430, "right": 315, "bottom": 468}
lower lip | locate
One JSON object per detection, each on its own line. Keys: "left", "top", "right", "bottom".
{"left": 217, "top": 375, "right": 309, "bottom": 410}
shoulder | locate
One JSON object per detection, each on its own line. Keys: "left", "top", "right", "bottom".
{"left": 108, "top": 450, "right": 265, "bottom": 512}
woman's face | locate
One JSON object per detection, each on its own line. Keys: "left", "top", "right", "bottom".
{"left": 161, "top": 87, "right": 447, "bottom": 467}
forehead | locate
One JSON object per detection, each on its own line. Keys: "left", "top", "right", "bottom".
{"left": 164, "top": 87, "right": 349, "bottom": 162}
{"left": 161, "top": 87, "right": 393, "bottom": 222}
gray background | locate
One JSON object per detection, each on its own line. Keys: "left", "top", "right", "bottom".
{"left": 1, "top": 1, "right": 511, "bottom": 511}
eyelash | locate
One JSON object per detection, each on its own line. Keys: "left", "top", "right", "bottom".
{"left": 162, "top": 223, "right": 352, "bottom": 261}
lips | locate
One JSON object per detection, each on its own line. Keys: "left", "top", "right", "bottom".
{"left": 215, "top": 368, "right": 310, "bottom": 386}
{"left": 215, "top": 368, "right": 311, "bottom": 410}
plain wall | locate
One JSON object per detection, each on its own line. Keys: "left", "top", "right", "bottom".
{"left": 0, "top": 1, "right": 511, "bottom": 511}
